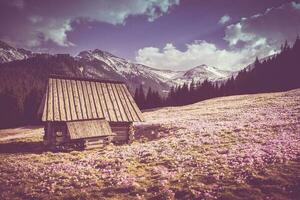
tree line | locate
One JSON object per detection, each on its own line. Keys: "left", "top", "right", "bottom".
{"left": 0, "top": 54, "right": 82, "bottom": 128}
{"left": 134, "top": 37, "right": 300, "bottom": 108}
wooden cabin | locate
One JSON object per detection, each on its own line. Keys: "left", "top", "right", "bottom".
{"left": 38, "top": 76, "right": 144, "bottom": 150}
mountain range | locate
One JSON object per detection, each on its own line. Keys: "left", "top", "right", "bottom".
{"left": 0, "top": 40, "right": 234, "bottom": 94}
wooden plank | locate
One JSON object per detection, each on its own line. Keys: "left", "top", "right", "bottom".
{"left": 38, "top": 85, "right": 47, "bottom": 120}
{"left": 85, "top": 144, "right": 104, "bottom": 150}
{"left": 95, "top": 82, "right": 110, "bottom": 121}
{"left": 101, "top": 83, "right": 117, "bottom": 121}
{"left": 85, "top": 138, "right": 103, "bottom": 143}
{"left": 57, "top": 79, "right": 66, "bottom": 121}
{"left": 47, "top": 79, "right": 54, "bottom": 121}
{"left": 110, "top": 124, "right": 130, "bottom": 129}
{"left": 41, "top": 86, "right": 48, "bottom": 121}
{"left": 121, "top": 84, "right": 143, "bottom": 121}
{"left": 111, "top": 127, "right": 130, "bottom": 131}
{"left": 113, "top": 130, "right": 129, "bottom": 134}
{"left": 86, "top": 81, "right": 98, "bottom": 119}
{"left": 76, "top": 80, "right": 88, "bottom": 119}
{"left": 118, "top": 85, "right": 137, "bottom": 121}
{"left": 66, "top": 80, "right": 77, "bottom": 120}
{"left": 119, "top": 84, "right": 139, "bottom": 121}
{"left": 110, "top": 122, "right": 131, "bottom": 126}
{"left": 107, "top": 83, "right": 122, "bottom": 121}
{"left": 114, "top": 84, "right": 132, "bottom": 121}
{"left": 86, "top": 143, "right": 104, "bottom": 147}
{"left": 71, "top": 80, "right": 83, "bottom": 120}
{"left": 111, "top": 83, "right": 129, "bottom": 122}
{"left": 85, "top": 138, "right": 104, "bottom": 142}
{"left": 112, "top": 135, "right": 128, "bottom": 141}
{"left": 90, "top": 82, "right": 104, "bottom": 118}
{"left": 81, "top": 81, "right": 93, "bottom": 119}
{"left": 67, "top": 119, "right": 113, "bottom": 139}
{"left": 53, "top": 79, "right": 61, "bottom": 121}
{"left": 61, "top": 79, "right": 71, "bottom": 121}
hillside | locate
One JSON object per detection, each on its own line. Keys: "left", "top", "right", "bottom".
{"left": 0, "top": 89, "right": 299, "bottom": 199}
{"left": 76, "top": 49, "right": 171, "bottom": 93}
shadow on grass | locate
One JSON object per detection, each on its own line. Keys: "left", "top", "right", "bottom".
{"left": 0, "top": 141, "right": 45, "bottom": 154}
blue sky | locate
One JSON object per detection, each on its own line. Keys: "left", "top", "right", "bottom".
{"left": 0, "top": 0, "right": 299, "bottom": 70}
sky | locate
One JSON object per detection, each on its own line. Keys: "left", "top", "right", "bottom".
{"left": 0, "top": 0, "right": 300, "bottom": 71}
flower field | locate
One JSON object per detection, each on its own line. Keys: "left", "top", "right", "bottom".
{"left": 0, "top": 89, "right": 299, "bottom": 200}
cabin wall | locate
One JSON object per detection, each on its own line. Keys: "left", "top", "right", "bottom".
{"left": 44, "top": 122, "right": 68, "bottom": 146}
{"left": 110, "top": 122, "right": 133, "bottom": 143}
{"left": 43, "top": 121, "right": 134, "bottom": 149}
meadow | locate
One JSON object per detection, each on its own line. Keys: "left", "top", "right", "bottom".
{"left": 0, "top": 89, "right": 299, "bottom": 200}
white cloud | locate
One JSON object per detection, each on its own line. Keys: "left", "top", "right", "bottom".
{"left": 26, "top": 38, "right": 41, "bottom": 48}
{"left": 224, "top": 1, "right": 300, "bottom": 50}
{"left": 0, "top": 0, "right": 180, "bottom": 48}
{"left": 136, "top": 41, "right": 258, "bottom": 71}
{"left": 218, "top": 15, "right": 231, "bottom": 25}
{"left": 49, "top": 0, "right": 178, "bottom": 46}
{"left": 95, "top": 0, "right": 180, "bottom": 24}
{"left": 224, "top": 23, "right": 256, "bottom": 46}
{"left": 292, "top": 1, "right": 300, "bottom": 9}
{"left": 136, "top": 1, "right": 300, "bottom": 71}
{"left": 38, "top": 20, "right": 74, "bottom": 47}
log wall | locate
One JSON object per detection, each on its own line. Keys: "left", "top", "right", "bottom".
{"left": 43, "top": 121, "right": 134, "bottom": 149}
{"left": 110, "top": 122, "right": 132, "bottom": 143}
{"left": 44, "top": 122, "right": 68, "bottom": 146}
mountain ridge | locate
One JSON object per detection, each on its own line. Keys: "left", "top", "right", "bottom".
{"left": 0, "top": 40, "right": 234, "bottom": 94}
{"left": 0, "top": 41, "right": 33, "bottom": 63}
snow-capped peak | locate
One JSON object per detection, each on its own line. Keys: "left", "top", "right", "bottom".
{"left": 76, "top": 49, "right": 118, "bottom": 62}
{"left": 0, "top": 40, "right": 32, "bottom": 63}
{"left": 165, "top": 64, "right": 233, "bottom": 86}
{"left": 184, "top": 64, "right": 230, "bottom": 78}
{"left": 76, "top": 48, "right": 234, "bottom": 89}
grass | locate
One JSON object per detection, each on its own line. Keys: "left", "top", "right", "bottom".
{"left": 0, "top": 89, "right": 300, "bottom": 199}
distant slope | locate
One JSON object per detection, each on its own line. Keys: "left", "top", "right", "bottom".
{"left": 0, "top": 41, "right": 33, "bottom": 63}
{"left": 167, "top": 64, "right": 232, "bottom": 85}
{"left": 76, "top": 49, "right": 170, "bottom": 93}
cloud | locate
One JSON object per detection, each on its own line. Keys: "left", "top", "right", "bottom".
{"left": 0, "top": 0, "right": 179, "bottom": 48}
{"left": 224, "top": 23, "right": 256, "bottom": 47}
{"left": 81, "top": 0, "right": 179, "bottom": 25}
{"left": 136, "top": 1, "right": 300, "bottom": 71}
{"left": 218, "top": 15, "right": 231, "bottom": 25}
{"left": 224, "top": 1, "right": 300, "bottom": 50}
{"left": 29, "top": 16, "right": 43, "bottom": 24}
{"left": 292, "top": 1, "right": 300, "bottom": 9}
{"left": 136, "top": 41, "right": 255, "bottom": 71}
{"left": 11, "top": 0, "right": 24, "bottom": 9}
{"left": 37, "top": 19, "right": 74, "bottom": 47}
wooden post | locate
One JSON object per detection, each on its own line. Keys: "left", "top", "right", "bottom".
{"left": 128, "top": 123, "right": 134, "bottom": 144}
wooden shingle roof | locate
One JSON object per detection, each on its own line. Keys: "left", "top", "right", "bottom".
{"left": 40, "top": 77, "right": 143, "bottom": 122}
